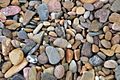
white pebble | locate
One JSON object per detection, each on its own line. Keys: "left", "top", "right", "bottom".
{"left": 33, "top": 23, "right": 43, "bottom": 34}
{"left": 84, "top": 11, "right": 90, "bottom": 19}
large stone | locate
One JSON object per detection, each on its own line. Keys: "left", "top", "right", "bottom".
{"left": 104, "top": 60, "right": 118, "bottom": 68}
{"left": 115, "top": 65, "right": 120, "bottom": 80}
{"left": 28, "top": 66, "right": 37, "bottom": 80}
{"left": 46, "top": 46, "right": 60, "bottom": 64}
{"left": 0, "top": 0, "right": 10, "bottom": 7}
{"left": 111, "top": 0, "right": 120, "bottom": 12}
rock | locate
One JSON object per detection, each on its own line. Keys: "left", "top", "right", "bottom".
{"left": 0, "top": 6, "right": 21, "bottom": 16}
{"left": 56, "top": 48, "right": 65, "bottom": 60}
{"left": 9, "top": 48, "right": 24, "bottom": 65}
{"left": 53, "top": 38, "right": 68, "bottom": 48}
{"left": 26, "top": 55, "right": 38, "bottom": 63}
{"left": 43, "top": 21, "right": 50, "bottom": 27}
{"left": 89, "top": 55, "right": 104, "bottom": 66}
{"left": 66, "top": 49, "right": 73, "bottom": 63}
{"left": 115, "top": 65, "right": 120, "bottom": 80}
{"left": 38, "top": 52, "right": 48, "bottom": 64}
{"left": 0, "top": 22, "right": 4, "bottom": 28}
{"left": 81, "top": 0, "right": 96, "bottom": 3}
{"left": 22, "top": 10, "right": 36, "bottom": 25}
{"left": 112, "top": 44, "right": 120, "bottom": 53}
{"left": 66, "top": 71, "right": 72, "bottom": 80}
{"left": 2, "top": 38, "right": 13, "bottom": 56}
{"left": 6, "top": 22, "right": 21, "bottom": 30}
{"left": 109, "top": 13, "right": 120, "bottom": 23}
{"left": 105, "top": 31, "right": 112, "bottom": 40}
{"left": 101, "top": 39, "right": 111, "bottom": 48}
{"left": 11, "top": 74, "right": 25, "bottom": 80}
{"left": 112, "top": 34, "right": 120, "bottom": 45}
{"left": 4, "top": 58, "right": 28, "bottom": 78}
{"left": 41, "top": 73, "right": 57, "bottom": 80}
{"left": 28, "top": 66, "right": 37, "bottom": 80}
{"left": 86, "top": 34, "right": 93, "bottom": 43}
{"left": 0, "top": 0, "right": 10, "bottom": 7}
{"left": 54, "top": 65, "right": 65, "bottom": 79}
{"left": 92, "top": 44, "right": 99, "bottom": 53}
{"left": 69, "top": 60, "right": 77, "bottom": 73}
{"left": 100, "top": 48, "right": 114, "bottom": 56}
{"left": 48, "top": 0, "right": 61, "bottom": 12}
{"left": 104, "top": 60, "right": 118, "bottom": 68}
{"left": 0, "top": 12, "right": 6, "bottom": 22}
{"left": 97, "top": 52, "right": 106, "bottom": 60}
{"left": 2, "top": 61, "right": 12, "bottom": 73}
{"left": 112, "top": 22, "right": 120, "bottom": 31}
{"left": 84, "top": 11, "right": 90, "bottom": 19}
{"left": 62, "top": 1, "right": 74, "bottom": 10}
{"left": 2, "top": 29, "right": 12, "bottom": 38}
{"left": 80, "top": 69, "right": 95, "bottom": 80}
{"left": 23, "top": 67, "right": 30, "bottom": 80}
{"left": 55, "top": 26, "right": 65, "bottom": 37}
{"left": 11, "top": 0, "right": 19, "bottom": 5}
{"left": 111, "top": 0, "right": 120, "bottom": 12}
{"left": 74, "top": 49, "right": 80, "bottom": 61}
{"left": 81, "top": 42, "right": 92, "bottom": 57}
{"left": 37, "top": 3, "right": 49, "bottom": 21}
{"left": 83, "top": 3, "right": 94, "bottom": 11}
{"left": 76, "top": 7, "right": 85, "bottom": 15}
{"left": 94, "top": 1, "right": 103, "bottom": 9}
{"left": 17, "top": 30, "right": 28, "bottom": 39}
{"left": 75, "top": 34, "right": 84, "bottom": 41}
{"left": 46, "top": 46, "right": 60, "bottom": 64}
{"left": 33, "top": 23, "right": 43, "bottom": 34}
{"left": 95, "top": 9, "right": 110, "bottom": 23}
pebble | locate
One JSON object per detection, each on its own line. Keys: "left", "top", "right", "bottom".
{"left": 55, "top": 26, "right": 65, "bottom": 37}
{"left": 46, "top": 46, "right": 60, "bottom": 64}
{"left": 105, "top": 31, "right": 112, "bottom": 40}
{"left": 115, "top": 65, "right": 120, "bottom": 80}
{"left": 0, "top": 0, "right": 10, "bottom": 7}
{"left": 56, "top": 48, "right": 65, "bottom": 60}
{"left": 6, "top": 22, "right": 21, "bottom": 30}
{"left": 112, "top": 34, "right": 120, "bottom": 45}
{"left": 113, "top": 44, "right": 120, "bottom": 53}
{"left": 37, "top": 3, "right": 49, "bottom": 21}
{"left": 66, "top": 71, "right": 72, "bottom": 80}
{"left": 2, "top": 29, "right": 12, "bottom": 38}
{"left": 100, "top": 48, "right": 114, "bottom": 56}
{"left": 69, "top": 60, "right": 77, "bottom": 73}
{"left": 97, "top": 52, "right": 106, "bottom": 60}
{"left": 74, "top": 49, "right": 80, "bottom": 61}
{"left": 89, "top": 55, "right": 104, "bottom": 66}
{"left": 84, "top": 11, "right": 90, "bottom": 19}
{"left": 104, "top": 60, "right": 118, "bottom": 68}
{"left": 0, "top": 6, "right": 21, "bottom": 16}
{"left": 75, "top": 33, "right": 84, "bottom": 41}
{"left": 41, "top": 73, "right": 57, "bottom": 80}
{"left": 17, "top": 30, "right": 28, "bottom": 39}
{"left": 101, "top": 39, "right": 111, "bottom": 48}
{"left": 92, "top": 44, "right": 99, "bottom": 53}
{"left": 54, "top": 65, "right": 65, "bottom": 79}
{"left": 11, "top": 74, "right": 25, "bottom": 80}
{"left": 28, "top": 66, "right": 37, "bottom": 80}
{"left": 63, "top": 1, "right": 74, "bottom": 10}
{"left": 86, "top": 34, "right": 94, "bottom": 43}
{"left": 0, "top": 12, "right": 6, "bottom": 22}
{"left": 81, "top": 42, "right": 92, "bottom": 57}
{"left": 26, "top": 55, "right": 38, "bottom": 63}
{"left": 111, "top": 0, "right": 120, "bottom": 12}
{"left": 48, "top": 0, "right": 61, "bottom": 12}
{"left": 66, "top": 49, "right": 73, "bottom": 63}
{"left": 80, "top": 69, "right": 95, "bottom": 80}
{"left": 81, "top": 0, "right": 96, "bottom": 3}
{"left": 95, "top": 9, "right": 110, "bottom": 23}
{"left": 94, "top": 1, "right": 103, "bottom": 9}
{"left": 83, "top": 3, "right": 94, "bottom": 11}
{"left": 23, "top": 67, "right": 30, "bottom": 80}
{"left": 38, "top": 52, "right": 48, "bottom": 64}
{"left": 109, "top": 13, "right": 120, "bottom": 23}
{"left": 53, "top": 38, "right": 68, "bottom": 48}
{"left": 33, "top": 23, "right": 43, "bottom": 34}
{"left": 4, "top": 59, "right": 28, "bottom": 78}
{"left": 2, "top": 61, "right": 12, "bottom": 73}
{"left": 43, "top": 67, "right": 54, "bottom": 74}
{"left": 112, "top": 22, "right": 120, "bottom": 31}
{"left": 76, "top": 7, "right": 85, "bottom": 15}
{"left": 22, "top": 10, "right": 36, "bottom": 25}
{"left": 0, "top": 22, "right": 4, "bottom": 28}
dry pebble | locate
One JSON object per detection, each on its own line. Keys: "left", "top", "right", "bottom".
{"left": 104, "top": 60, "right": 118, "bottom": 68}
{"left": 76, "top": 7, "right": 85, "bottom": 15}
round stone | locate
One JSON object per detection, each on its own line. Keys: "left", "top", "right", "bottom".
{"left": 76, "top": 7, "right": 85, "bottom": 15}
{"left": 63, "top": 1, "right": 74, "bottom": 10}
{"left": 104, "top": 60, "right": 118, "bottom": 68}
{"left": 54, "top": 65, "right": 65, "bottom": 79}
{"left": 81, "top": 0, "right": 96, "bottom": 3}
{"left": 0, "top": 0, "right": 10, "bottom": 7}
{"left": 69, "top": 60, "right": 77, "bottom": 73}
{"left": 38, "top": 52, "right": 48, "bottom": 64}
{"left": 101, "top": 39, "right": 111, "bottom": 48}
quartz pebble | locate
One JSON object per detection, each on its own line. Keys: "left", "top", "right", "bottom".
{"left": 104, "top": 60, "right": 118, "bottom": 68}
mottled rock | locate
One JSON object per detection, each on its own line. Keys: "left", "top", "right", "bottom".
{"left": 41, "top": 73, "right": 57, "bottom": 80}
{"left": 38, "top": 52, "right": 48, "bottom": 64}
{"left": 28, "top": 66, "right": 37, "bottom": 80}
{"left": 11, "top": 74, "right": 25, "bottom": 80}
{"left": 111, "top": 0, "right": 120, "bottom": 12}
{"left": 69, "top": 60, "right": 77, "bottom": 73}
{"left": 112, "top": 22, "right": 120, "bottom": 31}
{"left": 0, "top": 0, "right": 10, "bottom": 7}
{"left": 115, "top": 65, "right": 120, "bottom": 80}
{"left": 2, "top": 61, "right": 12, "bottom": 73}
{"left": 17, "top": 30, "right": 28, "bottom": 39}
{"left": 104, "top": 60, "right": 118, "bottom": 68}
{"left": 83, "top": 3, "right": 94, "bottom": 11}
{"left": 63, "top": 1, "right": 74, "bottom": 10}
{"left": 26, "top": 55, "right": 38, "bottom": 63}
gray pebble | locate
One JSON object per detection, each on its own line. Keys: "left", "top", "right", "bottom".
{"left": 17, "top": 30, "right": 28, "bottom": 39}
{"left": 115, "top": 65, "right": 120, "bottom": 80}
{"left": 84, "top": 11, "right": 90, "bottom": 19}
{"left": 83, "top": 4, "right": 94, "bottom": 11}
{"left": 69, "top": 60, "right": 77, "bottom": 73}
{"left": 11, "top": 74, "right": 25, "bottom": 80}
{"left": 26, "top": 55, "right": 38, "bottom": 63}
{"left": 41, "top": 73, "right": 57, "bottom": 80}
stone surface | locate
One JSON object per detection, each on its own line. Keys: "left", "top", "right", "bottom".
{"left": 100, "top": 48, "right": 114, "bottom": 56}
{"left": 112, "top": 34, "right": 120, "bottom": 45}
{"left": 69, "top": 60, "right": 77, "bottom": 73}
{"left": 112, "top": 22, "right": 120, "bottom": 31}
{"left": 38, "top": 52, "right": 48, "bottom": 64}
{"left": 23, "top": 67, "right": 30, "bottom": 80}
{"left": 104, "top": 60, "right": 118, "bottom": 68}
{"left": 2, "top": 61, "right": 12, "bottom": 73}
{"left": 6, "top": 22, "right": 21, "bottom": 30}
{"left": 0, "top": 12, "right": 6, "bottom": 22}
{"left": 66, "top": 71, "right": 72, "bottom": 80}
{"left": 83, "top": 3, "right": 94, "bottom": 11}
{"left": 28, "top": 66, "right": 37, "bottom": 80}
{"left": 76, "top": 7, "right": 85, "bottom": 15}
{"left": 101, "top": 39, "right": 111, "bottom": 48}
{"left": 109, "top": 13, "right": 120, "bottom": 23}
{"left": 92, "top": 44, "right": 99, "bottom": 53}
{"left": 0, "top": 0, "right": 10, "bottom": 7}
{"left": 66, "top": 49, "right": 73, "bottom": 63}
{"left": 41, "top": 73, "right": 57, "bottom": 80}
{"left": 11, "top": 74, "right": 25, "bottom": 80}
{"left": 17, "top": 30, "right": 28, "bottom": 39}
{"left": 115, "top": 65, "right": 120, "bottom": 80}
{"left": 37, "top": 3, "right": 49, "bottom": 21}
{"left": 2, "top": 29, "right": 12, "bottom": 38}
{"left": 111, "top": 0, "right": 120, "bottom": 12}
{"left": 105, "top": 31, "right": 112, "bottom": 40}
{"left": 0, "top": 6, "right": 21, "bottom": 16}
{"left": 46, "top": 46, "right": 60, "bottom": 64}
{"left": 9, "top": 48, "right": 24, "bottom": 65}
{"left": 63, "top": 1, "right": 74, "bottom": 10}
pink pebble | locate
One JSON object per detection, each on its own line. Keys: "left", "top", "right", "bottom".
{"left": 23, "top": 67, "right": 30, "bottom": 80}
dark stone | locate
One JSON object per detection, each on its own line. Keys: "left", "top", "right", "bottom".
{"left": 115, "top": 65, "right": 120, "bottom": 80}
{"left": 11, "top": 74, "right": 25, "bottom": 80}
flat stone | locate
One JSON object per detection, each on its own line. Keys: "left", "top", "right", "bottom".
{"left": 66, "top": 49, "right": 73, "bottom": 63}
{"left": 6, "top": 22, "right": 21, "bottom": 30}
{"left": 54, "top": 65, "right": 65, "bottom": 79}
{"left": 0, "top": 12, "right": 6, "bottom": 22}
{"left": 53, "top": 38, "right": 68, "bottom": 48}
{"left": 4, "top": 58, "right": 28, "bottom": 78}
{"left": 66, "top": 71, "right": 72, "bottom": 80}
{"left": 109, "top": 13, "right": 120, "bottom": 23}
{"left": 62, "top": 1, "right": 74, "bottom": 10}
{"left": 26, "top": 55, "right": 38, "bottom": 63}
{"left": 81, "top": 42, "right": 92, "bottom": 57}
{"left": 28, "top": 66, "right": 37, "bottom": 80}
{"left": 83, "top": 4, "right": 94, "bottom": 11}
{"left": 46, "top": 46, "right": 60, "bottom": 64}
{"left": 37, "top": 3, "right": 49, "bottom": 21}
{"left": 11, "top": 74, "right": 25, "bottom": 80}
{"left": 41, "top": 73, "right": 57, "bottom": 80}
{"left": 76, "top": 7, "right": 85, "bottom": 15}
{"left": 0, "top": 0, "right": 10, "bottom": 7}
{"left": 115, "top": 65, "right": 120, "bottom": 80}
{"left": 101, "top": 39, "right": 111, "bottom": 48}
{"left": 2, "top": 29, "right": 12, "bottom": 38}
{"left": 95, "top": 9, "right": 110, "bottom": 23}
{"left": 100, "top": 48, "right": 114, "bottom": 56}
{"left": 104, "top": 60, "right": 118, "bottom": 68}
{"left": 111, "top": 0, "right": 120, "bottom": 12}
{"left": 38, "top": 52, "right": 48, "bottom": 64}
{"left": 69, "top": 60, "right": 77, "bottom": 73}
{"left": 80, "top": 69, "right": 95, "bottom": 80}
{"left": 0, "top": 6, "right": 21, "bottom": 16}
{"left": 81, "top": 0, "right": 96, "bottom": 3}
{"left": 17, "top": 30, "right": 28, "bottom": 39}
{"left": 112, "top": 34, "right": 120, "bottom": 45}
{"left": 48, "top": 0, "right": 61, "bottom": 12}
{"left": 33, "top": 23, "right": 43, "bottom": 34}
{"left": 2, "top": 61, "right": 12, "bottom": 73}
{"left": 112, "top": 22, "right": 120, "bottom": 31}
{"left": 89, "top": 55, "right": 104, "bottom": 66}
{"left": 22, "top": 10, "right": 36, "bottom": 25}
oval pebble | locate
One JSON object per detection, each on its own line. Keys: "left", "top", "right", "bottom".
{"left": 104, "top": 60, "right": 118, "bottom": 68}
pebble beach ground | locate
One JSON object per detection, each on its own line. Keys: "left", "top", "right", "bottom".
{"left": 0, "top": 0, "right": 120, "bottom": 80}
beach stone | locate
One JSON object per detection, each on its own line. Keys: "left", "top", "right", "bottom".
{"left": 109, "top": 13, "right": 120, "bottom": 23}
{"left": 81, "top": 42, "right": 92, "bottom": 57}
{"left": 26, "top": 55, "right": 38, "bottom": 63}
{"left": 0, "top": 0, "right": 10, "bottom": 7}
{"left": 46, "top": 46, "right": 60, "bottom": 64}
{"left": 0, "top": 6, "right": 21, "bottom": 16}
{"left": 69, "top": 60, "right": 77, "bottom": 73}
{"left": 22, "top": 10, "right": 36, "bottom": 25}
{"left": 38, "top": 52, "right": 48, "bottom": 64}
{"left": 33, "top": 23, "right": 43, "bottom": 34}
{"left": 74, "top": 49, "right": 80, "bottom": 61}
{"left": 55, "top": 26, "right": 65, "bottom": 37}
{"left": 54, "top": 65, "right": 65, "bottom": 79}
{"left": 105, "top": 31, "right": 112, "bottom": 40}
{"left": 101, "top": 39, "right": 111, "bottom": 48}
{"left": 2, "top": 29, "right": 12, "bottom": 38}
{"left": 0, "top": 22, "right": 4, "bottom": 28}
{"left": 2, "top": 61, "right": 12, "bottom": 73}
{"left": 86, "top": 34, "right": 94, "bottom": 43}
{"left": 37, "top": 3, "right": 49, "bottom": 21}
{"left": 66, "top": 71, "right": 72, "bottom": 80}
{"left": 80, "top": 69, "right": 95, "bottom": 80}
{"left": 94, "top": 1, "right": 103, "bottom": 9}
{"left": 9, "top": 48, "right": 24, "bottom": 65}
{"left": 28, "top": 66, "right": 37, "bottom": 80}
{"left": 76, "top": 7, "right": 85, "bottom": 15}
{"left": 113, "top": 44, "right": 120, "bottom": 53}
{"left": 95, "top": 9, "right": 110, "bottom": 23}
{"left": 11, "top": 74, "right": 25, "bottom": 80}
{"left": 92, "top": 44, "right": 99, "bottom": 53}
{"left": 89, "top": 55, "right": 104, "bottom": 66}
{"left": 100, "top": 48, "right": 114, "bottom": 56}
{"left": 43, "top": 21, "right": 50, "bottom": 26}
{"left": 81, "top": 0, "right": 96, "bottom": 3}
{"left": 48, "top": 0, "right": 61, "bottom": 12}
{"left": 63, "top": 1, "right": 74, "bottom": 10}
{"left": 104, "top": 60, "right": 118, "bottom": 68}
{"left": 115, "top": 65, "right": 120, "bottom": 80}
{"left": 111, "top": 0, "right": 120, "bottom": 12}
{"left": 23, "top": 67, "right": 30, "bottom": 80}
{"left": 17, "top": 30, "right": 28, "bottom": 39}
{"left": 112, "top": 22, "right": 120, "bottom": 31}
{"left": 41, "top": 73, "right": 57, "bottom": 80}
{"left": 53, "top": 38, "right": 68, "bottom": 48}
{"left": 4, "top": 59, "right": 28, "bottom": 78}
{"left": 112, "top": 34, "right": 120, "bottom": 45}
{"left": 84, "top": 11, "right": 90, "bottom": 19}
{"left": 0, "top": 12, "right": 6, "bottom": 22}
{"left": 56, "top": 48, "right": 65, "bottom": 60}
{"left": 66, "top": 49, "right": 73, "bottom": 63}
{"left": 97, "top": 52, "right": 106, "bottom": 60}
{"left": 6, "top": 22, "right": 21, "bottom": 30}
{"left": 83, "top": 4, "right": 94, "bottom": 11}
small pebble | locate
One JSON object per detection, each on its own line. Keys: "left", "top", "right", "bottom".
{"left": 104, "top": 60, "right": 118, "bottom": 68}
{"left": 69, "top": 60, "right": 77, "bottom": 73}
{"left": 38, "top": 52, "right": 48, "bottom": 64}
